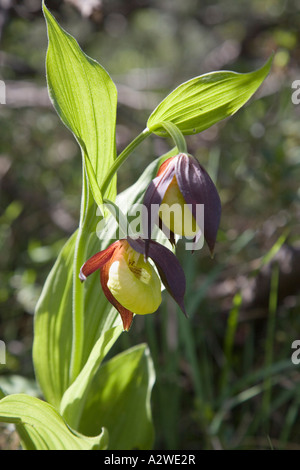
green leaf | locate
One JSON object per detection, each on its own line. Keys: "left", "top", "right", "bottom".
{"left": 76, "top": 344, "right": 156, "bottom": 450}
{"left": 33, "top": 231, "right": 77, "bottom": 409}
{"left": 43, "top": 2, "right": 117, "bottom": 204}
{"left": 60, "top": 325, "right": 123, "bottom": 429}
{"left": 0, "top": 394, "right": 108, "bottom": 450}
{"left": 147, "top": 55, "right": 273, "bottom": 136}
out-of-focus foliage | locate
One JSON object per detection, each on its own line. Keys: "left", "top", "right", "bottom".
{"left": 0, "top": 0, "right": 300, "bottom": 450}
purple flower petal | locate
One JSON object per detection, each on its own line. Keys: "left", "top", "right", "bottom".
{"left": 175, "top": 153, "right": 221, "bottom": 255}
{"left": 158, "top": 217, "right": 176, "bottom": 247}
{"left": 142, "top": 161, "right": 176, "bottom": 258}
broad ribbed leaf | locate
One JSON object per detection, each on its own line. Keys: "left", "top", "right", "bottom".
{"left": 60, "top": 325, "right": 123, "bottom": 428}
{"left": 75, "top": 344, "right": 155, "bottom": 450}
{"left": 33, "top": 231, "right": 77, "bottom": 408}
{"left": 147, "top": 55, "right": 273, "bottom": 136}
{"left": 43, "top": 2, "right": 117, "bottom": 204}
{"left": 0, "top": 394, "right": 108, "bottom": 450}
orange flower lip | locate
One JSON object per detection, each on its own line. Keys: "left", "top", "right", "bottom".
{"left": 143, "top": 153, "right": 221, "bottom": 256}
{"left": 80, "top": 238, "right": 187, "bottom": 331}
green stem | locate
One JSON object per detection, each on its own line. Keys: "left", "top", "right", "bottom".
{"left": 69, "top": 162, "right": 92, "bottom": 383}
{"left": 100, "top": 128, "right": 151, "bottom": 197}
{"left": 100, "top": 122, "right": 186, "bottom": 197}
{"left": 151, "top": 121, "right": 187, "bottom": 154}
{"left": 103, "top": 198, "right": 128, "bottom": 236}
{"left": 70, "top": 231, "right": 86, "bottom": 382}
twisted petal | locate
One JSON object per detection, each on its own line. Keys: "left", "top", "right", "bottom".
{"left": 175, "top": 153, "right": 221, "bottom": 255}
{"left": 127, "top": 237, "right": 187, "bottom": 317}
{"left": 79, "top": 240, "right": 120, "bottom": 281}
{"left": 158, "top": 217, "right": 176, "bottom": 247}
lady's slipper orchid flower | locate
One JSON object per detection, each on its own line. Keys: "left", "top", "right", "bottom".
{"left": 143, "top": 153, "right": 221, "bottom": 257}
{"left": 79, "top": 238, "right": 187, "bottom": 331}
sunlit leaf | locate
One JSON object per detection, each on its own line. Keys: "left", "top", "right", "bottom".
{"left": 147, "top": 55, "right": 273, "bottom": 136}
{"left": 76, "top": 344, "right": 156, "bottom": 450}
{"left": 43, "top": 2, "right": 117, "bottom": 204}
{"left": 33, "top": 231, "right": 77, "bottom": 408}
{"left": 60, "top": 325, "right": 123, "bottom": 428}
{"left": 0, "top": 394, "right": 108, "bottom": 450}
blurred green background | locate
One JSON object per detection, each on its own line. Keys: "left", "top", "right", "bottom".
{"left": 0, "top": 0, "right": 300, "bottom": 450}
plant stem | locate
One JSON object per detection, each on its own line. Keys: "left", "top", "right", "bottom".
{"left": 150, "top": 121, "right": 187, "bottom": 155}
{"left": 69, "top": 163, "right": 92, "bottom": 383}
{"left": 100, "top": 122, "right": 186, "bottom": 197}
{"left": 100, "top": 128, "right": 151, "bottom": 197}
{"left": 70, "top": 230, "right": 86, "bottom": 382}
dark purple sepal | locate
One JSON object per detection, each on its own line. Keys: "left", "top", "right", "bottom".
{"left": 175, "top": 154, "right": 221, "bottom": 255}
{"left": 158, "top": 217, "right": 176, "bottom": 247}
{"left": 142, "top": 163, "right": 175, "bottom": 259}
{"left": 127, "top": 237, "right": 187, "bottom": 318}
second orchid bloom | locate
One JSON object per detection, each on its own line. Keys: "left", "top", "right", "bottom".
{"left": 143, "top": 153, "right": 221, "bottom": 256}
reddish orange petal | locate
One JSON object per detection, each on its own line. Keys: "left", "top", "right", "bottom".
{"left": 79, "top": 240, "right": 120, "bottom": 282}
{"left": 156, "top": 156, "right": 176, "bottom": 177}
